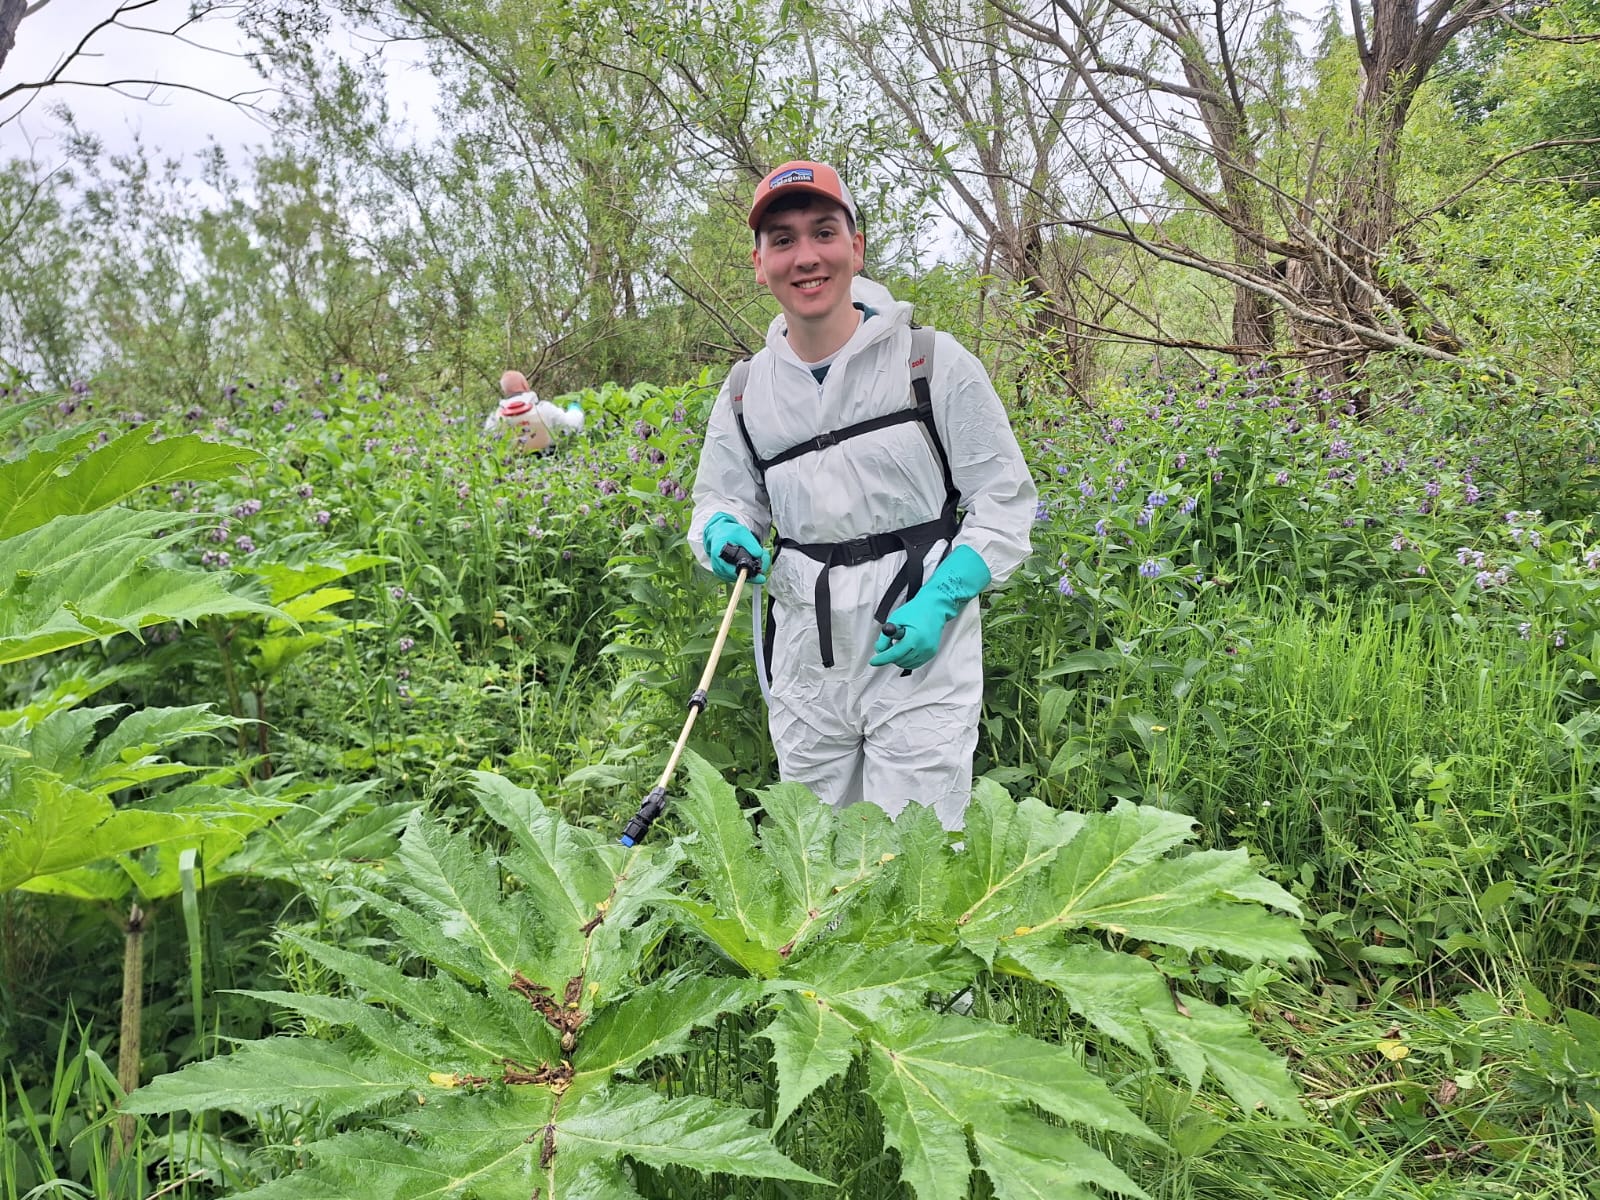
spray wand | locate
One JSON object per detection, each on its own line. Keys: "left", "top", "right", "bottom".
{"left": 620, "top": 543, "right": 764, "bottom": 846}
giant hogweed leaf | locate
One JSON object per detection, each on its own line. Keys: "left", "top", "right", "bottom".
{"left": 971, "top": 1112, "right": 1149, "bottom": 1200}
{"left": 998, "top": 806, "right": 1309, "bottom": 963}
{"left": 123, "top": 1036, "right": 421, "bottom": 1121}
{"left": 759, "top": 988, "right": 858, "bottom": 1130}
{"left": 243, "top": 554, "right": 389, "bottom": 605}
{"left": 866, "top": 1013, "right": 1156, "bottom": 1200}
{"left": 277, "top": 933, "right": 561, "bottom": 1069}
{"left": 944, "top": 783, "right": 1083, "bottom": 962}
{"left": 130, "top": 792, "right": 819, "bottom": 1197}
{"left": 671, "top": 754, "right": 785, "bottom": 972}
{"left": 0, "top": 429, "right": 258, "bottom": 538}
{"left": 0, "top": 540, "right": 281, "bottom": 664}
{"left": 759, "top": 942, "right": 981, "bottom": 1129}
{"left": 998, "top": 941, "right": 1304, "bottom": 1119}
{"left": 260, "top": 1085, "right": 822, "bottom": 1200}
{"left": 0, "top": 508, "right": 180, "bottom": 579}
{"left": 575, "top": 975, "right": 759, "bottom": 1092}
{"left": 389, "top": 810, "right": 535, "bottom": 984}
{"left": 0, "top": 770, "right": 205, "bottom": 891}
{"left": 785, "top": 941, "right": 978, "bottom": 1025}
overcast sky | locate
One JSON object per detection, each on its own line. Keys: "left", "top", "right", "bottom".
{"left": 0, "top": 1, "right": 439, "bottom": 174}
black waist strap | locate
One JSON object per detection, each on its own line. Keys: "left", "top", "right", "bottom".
{"left": 777, "top": 507, "right": 959, "bottom": 668}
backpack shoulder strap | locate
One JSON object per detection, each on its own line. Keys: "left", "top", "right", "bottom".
{"left": 727, "top": 357, "right": 768, "bottom": 479}
{"left": 907, "top": 325, "right": 957, "bottom": 505}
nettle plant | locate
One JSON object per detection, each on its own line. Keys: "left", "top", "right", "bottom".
{"left": 129, "top": 755, "right": 1312, "bottom": 1199}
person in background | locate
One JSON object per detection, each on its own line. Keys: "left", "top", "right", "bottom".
{"left": 486, "top": 369, "right": 585, "bottom": 452}
{"left": 688, "top": 160, "right": 1036, "bottom": 831}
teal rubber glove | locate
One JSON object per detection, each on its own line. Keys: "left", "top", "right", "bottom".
{"left": 870, "top": 545, "right": 991, "bottom": 669}
{"left": 703, "top": 512, "right": 771, "bottom": 584}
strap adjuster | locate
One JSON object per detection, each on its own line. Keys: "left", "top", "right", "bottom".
{"left": 814, "top": 430, "right": 838, "bottom": 449}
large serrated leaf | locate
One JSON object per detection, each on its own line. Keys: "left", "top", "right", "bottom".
{"left": 0, "top": 430, "right": 258, "bottom": 539}
{"left": 947, "top": 783, "right": 1083, "bottom": 961}
{"left": 123, "top": 1036, "right": 421, "bottom": 1121}
{"left": 673, "top": 752, "right": 786, "bottom": 961}
{"left": 973, "top": 1111, "right": 1150, "bottom": 1200}
{"left": 389, "top": 811, "right": 533, "bottom": 983}
{"left": 865, "top": 1012, "right": 1162, "bottom": 1198}
{"left": 575, "top": 975, "right": 758, "bottom": 1090}
{"left": 759, "top": 987, "right": 858, "bottom": 1130}
{"left": 1, "top": 770, "right": 205, "bottom": 891}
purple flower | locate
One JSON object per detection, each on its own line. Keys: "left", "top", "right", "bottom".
{"left": 1147, "top": 491, "right": 1169, "bottom": 507}
{"left": 391, "top": 586, "right": 408, "bottom": 601}
{"left": 1057, "top": 576, "right": 1075, "bottom": 597}
{"left": 398, "top": 636, "right": 415, "bottom": 653}
{"left": 1425, "top": 480, "right": 1441, "bottom": 498}
{"left": 234, "top": 535, "right": 256, "bottom": 554}
{"left": 1137, "top": 507, "right": 1153, "bottom": 528}
{"left": 1206, "top": 445, "right": 1220, "bottom": 460}
{"left": 1138, "top": 558, "right": 1163, "bottom": 579}
{"left": 1094, "top": 518, "right": 1108, "bottom": 538}
{"left": 1110, "top": 418, "right": 1126, "bottom": 433}
{"left": 1475, "top": 571, "right": 1495, "bottom": 589}
{"left": 233, "top": 499, "right": 262, "bottom": 518}
{"left": 1079, "top": 479, "right": 1095, "bottom": 498}
{"left": 1034, "top": 500, "right": 1048, "bottom": 521}
{"left": 297, "top": 483, "right": 314, "bottom": 499}
{"left": 598, "top": 478, "right": 620, "bottom": 496}
{"left": 1555, "top": 628, "right": 1567, "bottom": 648}
{"left": 1464, "top": 484, "right": 1481, "bottom": 504}
{"left": 671, "top": 404, "right": 687, "bottom": 424}
{"left": 1174, "top": 453, "right": 1187, "bottom": 469}
{"left": 210, "top": 524, "right": 230, "bottom": 543}
{"left": 1179, "top": 496, "right": 1197, "bottom": 515}
{"left": 314, "top": 509, "right": 331, "bottom": 526}
{"left": 1274, "top": 471, "right": 1289, "bottom": 486}
{"left": 633, "top": 419, "right": 655, "bottom": 439}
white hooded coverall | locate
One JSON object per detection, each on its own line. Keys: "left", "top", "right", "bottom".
{"left": 689, "top": 278, "right": 1036, "bottom": 829}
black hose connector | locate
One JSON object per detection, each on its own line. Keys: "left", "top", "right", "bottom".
{"left": 620, "top": 785, "right": 668, "bottom": 847}
{"left": 719, "top": 543, "right": 764, "bottom": 576}
{"left": 688, "top": 688, "right": 709, "bottom": 713}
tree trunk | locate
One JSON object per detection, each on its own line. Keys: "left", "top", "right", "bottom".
{"left": 0, "top": 0, "right": 25, "bottom": 76}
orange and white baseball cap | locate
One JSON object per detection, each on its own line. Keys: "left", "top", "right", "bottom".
{"left": 748, "top": 160, "right": 858, "bottom": 231}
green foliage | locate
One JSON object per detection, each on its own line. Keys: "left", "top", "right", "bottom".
{"left": 129, "top": 761, "right": 1310, "bottom": 1198}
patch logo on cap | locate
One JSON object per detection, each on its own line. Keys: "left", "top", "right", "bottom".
{"left": 770, "top": 167, "right": 815, "bottom": 189}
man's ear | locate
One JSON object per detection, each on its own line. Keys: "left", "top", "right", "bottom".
{"left": 752, "top": 242, "right": 768, "bottom": 287}
{"left": 851, "top": 229, "right": 865, "bottom": 273}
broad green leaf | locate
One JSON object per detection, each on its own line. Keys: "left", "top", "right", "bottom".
{"left": 244, "top": 553, "right": 389, "bottom": 605}
{"left": 232, "top": 991, "right": 454, "bottom": 1077}
{"left": 389, "top": 811, "right": 534, "bottom": 983}
{"left": 0, "top": 431, "right": 258, "bottom": 538}
{"left": 998, "top": 941, "right": 1165, "bottom": 1058}
{"left": 276, "top": 933, "right": 560, "bottom": 1068}
{"left": 1, "top": 770, "right": 204, "bottom": 891}
{"left": 1144, "top": 993, "right": 1305, "bottom": 1121}
{"left": 786, "top": 941, "right": 978, "bottom": 1024}
{"left": 84, "top": 704, "right": 239, "bottom": 777}
{"left": 866, "top": 1013, "right": 1159, "bottom": 1198}
{"left": 123, "top": 1036, "right": 421, "bottom": 1121}
{"left": 0, "top": 546, "right": 281, "bottom": 665}
{"left": 575, "top": 975, "right": 759, "bottom": 1090}
{"left": 948, "top": 783, "right": 1083, "bottom": 960}
{"left": 759, "top": 987, "right": 857, "bottom": 1129}
{"left": 0, "top": 508, "right": 179, "bottom": 579}
{"left": 673, "top": 752, "right": 784, "bottom": 960}
{"left": 757, "top": 779, "right": 847, "bottom": 915}
{"left": 973, "top": 1111, "right": 1149, "bottom": 1200}
{"left": 473, "top": 772, "right": 618, "bottom": 930}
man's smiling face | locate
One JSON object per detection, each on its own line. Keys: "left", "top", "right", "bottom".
{"left": 752, "top": 198, "right": 866, "bottom": 331}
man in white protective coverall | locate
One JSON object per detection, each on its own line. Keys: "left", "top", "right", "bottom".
{"left": 687, "top": 159, "right": 1036, "bottom": 830}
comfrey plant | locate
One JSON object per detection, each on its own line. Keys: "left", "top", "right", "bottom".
{"left": 128, "top": 757, "right": 1312, "bottom": 1198}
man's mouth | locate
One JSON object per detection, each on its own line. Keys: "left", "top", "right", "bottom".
{"left": 795, "top": 278, "right": 826, "bottom": 291}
